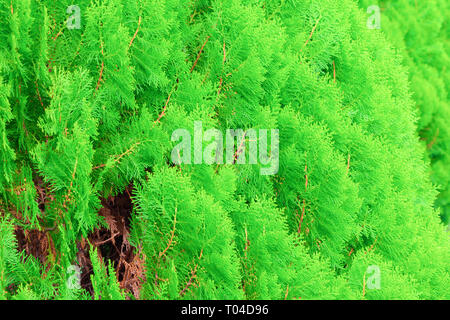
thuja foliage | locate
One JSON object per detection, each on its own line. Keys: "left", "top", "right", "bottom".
{"left": 358, "top": 0, "right": 450, "bottom": 225}
{"left": 0, "top": 0, "right": 448, "bottom": 300}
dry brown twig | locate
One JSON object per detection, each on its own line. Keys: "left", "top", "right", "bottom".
{"left": 179, "top": 249, "right": 204, "bottom": 296}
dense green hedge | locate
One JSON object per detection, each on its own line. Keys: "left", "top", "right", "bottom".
{"left": 0, "top": 0, "right": 448, "bottom": 300}
{"left": 359, "top": 0, "right": 450, "bottom": 224}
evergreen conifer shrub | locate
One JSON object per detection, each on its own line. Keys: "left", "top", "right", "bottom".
{"left": 0, "top": 0, "right": 448, "bottom": 300}
{"left": 358, "top": 0, "right": 450, "bottom": 225}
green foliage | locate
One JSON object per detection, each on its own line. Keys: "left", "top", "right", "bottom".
{"left": 0, "top": 0, "right": 448, "bottom": 300}
{"left": 89, "top": 246, "right": 124, "bottom": 300}
{"left": 131, "top": 167, "right": 243, "bottom": 299}
{"left": 358, "top": 0, "right": 450, "bottom": 224}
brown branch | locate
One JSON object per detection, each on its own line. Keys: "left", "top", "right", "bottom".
{"left": 63, "top": 158, "right": 78, "bottom": 208}
{"left": 190, "top": 36, "right": 210, "bottom": 73}
{"left": 297, "top": 200, "right": 306, "bottom": 235}
{"left": 129, "top": 16, "right": 142, "bottom": 49}
{"left": 301, "top": 16, "right": 321, "bottom": 52}
{"left": 364, "top": 237, "right": 378, "bottom": 255}
{"left": 92, "top": 141, "right": 144, "bottom": 170}
{"left": 52, "top": 30, "right": 63, "bottom": 41}
{"left": 94, "top": 61, "right": 104, "bottom": 95}
{"left": 154, "top": 80, "right": 179, "bottom": 124}
{"left": 232, "top": 131, "right": 248, "bottom": 164}
{"left": 154, "top": 91, "right": 172, "bottom": 124}
{"left": 112, "top": 142, "right": 140, "bottom": 163}
{"left": 94, "top": 42, "right": 105, "bottom": 96}
{"left": 217, "top": 78, "right": 223, "bottom": 97}
{"left": 217, "top": 42, "right": 227, "bottom": 97}
{"left": 92, "top": 163, "right": 106, "bottom": 170}
{"left": 244, "top": 227, "right": 250, "bottom": 260}
{"left": 159, "top": 208, "right": 177, "bottom": 258}
{"left": 93, "top": 232, "right": 120, "bottom": 246}
{"left": 52, "top": 18, "right": 71, "bottom": 42}
{"left": 179, "top": 249, "right": 203, "bottom": 296}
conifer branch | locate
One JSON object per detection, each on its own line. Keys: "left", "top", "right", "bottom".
{"left": 154, "top": 91, "right": 172, "bottom": 124}
{"left": 217, "top": 41, "right": 227, "bottom": 97}
{"left": 190, "top": 36, "right": 210, "bottom": 73}
{"left": 364, "top": 237, "right": 378, "bottom": 255}
{"left": 94, "top": 62, "right": 104, "bottom": 94}
{"left": 233, "top": 131, "right": 248, "bottom": 164}
{"left": 244, "top": 227, "right": 250, "bottom": 259}
{"left": 1, "top": 0, "right": 448, "bottom": 301}
{"left": 179, "top": 249, "right": 203, "bottom": 297}
{"left": 129, "top": 16, "right": 142, "bottom": 49}
{"left": 93, "top": 232, "right": 120, "bottom": 246}
{"left": 35, "top": 81, "right": 44, "bottom": 108}
{"left": 63, "top": 158, "right": 78, "bottom": 209}
{"left": 158, "top": 207, "right": 177, "bottom": 258}
{"left": 52, "top": 18, "right": 70, "bottom": 41}
{"left": 301, "top": 16, "right": 321, "bottom": 51}
{"left": 94, "top": 42, "right": 105, "bottom": 96}
{"left": 154, "top": 82, "right": 178, "bottom": 124}
{"left": 93, "top": 140, "right": 146, "bottom": 170}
